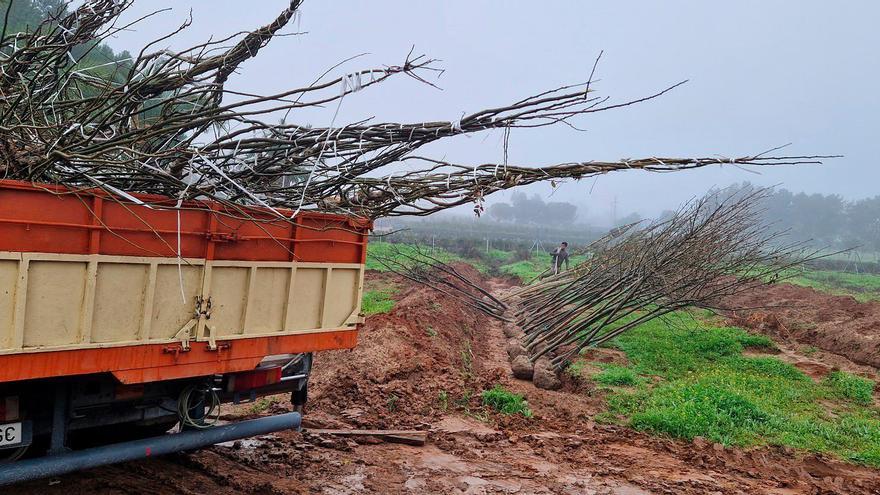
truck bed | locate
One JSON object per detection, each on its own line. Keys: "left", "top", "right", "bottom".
{"left": 0, "top": 180, "right": 370, "bottom": 384}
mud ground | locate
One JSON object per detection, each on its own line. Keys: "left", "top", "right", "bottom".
{"left": 725, "top": 282, "right": 880, "bottom": 370}
{"left": 7, "top": 271, "right": 880, "bottom": 494}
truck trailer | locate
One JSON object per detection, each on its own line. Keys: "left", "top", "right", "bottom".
{"left": 0, "top": 179, "right": 370, "bottom": 484}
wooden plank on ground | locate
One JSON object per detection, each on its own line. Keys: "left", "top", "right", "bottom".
{"left": 306, "top": 429, "right": 427, "bottom": 446}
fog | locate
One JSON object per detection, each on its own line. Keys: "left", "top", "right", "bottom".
{"left": 107, "top": 1, "right": 879, "bottom": 222}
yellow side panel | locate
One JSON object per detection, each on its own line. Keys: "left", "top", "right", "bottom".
{"left": 0, "top": 252, "right": 363, "bottom": 354}
{"left": 23, "top": 261, "right": 86, "bottom": 347}
{"left": 325, "top": 268, "right": 358, "bottom": 327}
{"left": 209, "top": 267, "right": 249, "bottom": 337}
{"left": 0, "top": 260, "right": 17, "bottom": 349}
{"left": 247, "top": 267, "right": 289, "bottom": 334}
{"left": 150, "top": 264, "right": 203, "bottom": 340}
{"left": 92, "top": 263, "right": 148, "bottom": 343}
{"left": 289, "top": 268, "right": 324, "bottom": 330}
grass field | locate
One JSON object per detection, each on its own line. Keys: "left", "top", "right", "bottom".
{"left": 365, "top": 242, "right": 491, "bottom": 273}
{"left": 570, "top": 312, "right": 880, "bottom": 467}
{"left": 361, "top": 288, "right": 397, "bottom": 315}
{"left": 367, "top": 241, "right": 599, "bottom": 282}
{"left": 499, "top": 252, "right": 589, "bottom": 282}
{"left": 784, "top": 269, "right": 880, "bottom": 302}
{"left": 816, "top": 250, "right": 880, "bottom": 263}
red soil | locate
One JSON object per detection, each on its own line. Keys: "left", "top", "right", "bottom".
{"left": 724, "top": 282, "right": 880, "bottom": 370}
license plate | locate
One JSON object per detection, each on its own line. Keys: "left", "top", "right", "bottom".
{"left": 0, "top": 422, "right": 22, "bottom": 447}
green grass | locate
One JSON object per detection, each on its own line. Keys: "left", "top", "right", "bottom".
{"left": 580, "top": 313, "right": 880, "bottom": 467}
{"left": 247, "top": 397, "right": 278, "bottom": 415}
{"left": 625, "top": 382, "right": 771, "bottom": 445}
{"left": 605, "top": 316, "right": 776, "bottom": 380}
{"left": 387, "top": 394, "right": 399, "bottom": 411}
{"left": 783, "top": 268, "right": 880, "bottom": 302}
{"left": 361, "top": 289, "right": 396, "bottom": 315}
{"left": 565, "top": 359, "right": 588, "bottom": 377}
{"left": 500, "top": 258, "right": 547, "bottom": 282}
{"left": 815, "top": 250, "right": 880, "bottom": 263}
{"left": 824, "top": 371, "right": 876, "bottom": 406}
{"left": 499, "top": 252, "right": 589, "bottom": 282}
{"left": 593, "top": 365, "right": 642, "bottom": 386}
{"left": 481, "top": 385, "right": 533, "bottom": 417}
{"left": 365, "top": 242, "right": 490, "bottom": 273}
{"left": 366, "top": 242, "right": 461, "bottom": 271}
{"left": 498, "top": 259, "right": 544, "bottom": 281}
{"left": 486, "top": 249, "right": 515, "bottom": 264}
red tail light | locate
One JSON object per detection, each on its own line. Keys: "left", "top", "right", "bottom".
{"left": 227, "top": 367, "right": 283, "bottom": 393}
{"left": 0, "top": 397, "right": 19, "bottom": 421}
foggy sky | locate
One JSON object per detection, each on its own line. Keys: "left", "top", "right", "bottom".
{"left": 106, "top": 1, "right": 879, "bottom": 223}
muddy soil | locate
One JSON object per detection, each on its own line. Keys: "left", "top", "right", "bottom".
{"left": 7, "top": 272, "right": 880, "bottom": 494}
{"left": 724, "top": 282, "right": 880, "bottom": 370}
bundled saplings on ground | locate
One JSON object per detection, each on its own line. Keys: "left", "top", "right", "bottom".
{"left": 1, "top": 0, "right": 830, "bottom": 223}
{"left": 379, "top": 189, "right": 824, "bottom": 389}
{"left": 505, "top": 188, "right": 825, "bottom": 385}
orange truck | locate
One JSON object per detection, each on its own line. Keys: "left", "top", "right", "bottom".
{"left": 0, "top": 179, "right": 370, "bottom": 483}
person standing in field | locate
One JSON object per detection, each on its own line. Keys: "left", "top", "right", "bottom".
{"left": 551, "top": 241, "right": 570, "bottom": 274}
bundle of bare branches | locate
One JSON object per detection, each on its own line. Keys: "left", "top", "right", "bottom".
{"left": 377, "top": 189, "right": 826, "bottom": 371}
{"left": 507, "top": 188, "right": 824, "bottom": 370}
{"left": 0, "top": 0, "right": 832, "bottom": 220}
{"left": 371, "top": 246, "right": 509, "bottom": 319}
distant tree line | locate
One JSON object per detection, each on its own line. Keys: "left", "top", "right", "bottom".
{"left": 402, "top": 181, "right": 880, "bottom": 252}
{"left": 377, "top": 215, "right": 603, "bottom": 251}
{"left": 487, "top": 192, "right": 578, "bottom": 225}
{"left": 704, "top": 182, "right": 880, "bottom": 252}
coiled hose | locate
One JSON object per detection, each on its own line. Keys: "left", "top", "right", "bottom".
{"left": 177, "top": 384, "right": 221, "bottom": 429}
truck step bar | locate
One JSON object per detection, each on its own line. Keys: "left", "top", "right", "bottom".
{"left": 0, "top": 412, "right": 301, "bottom": 487}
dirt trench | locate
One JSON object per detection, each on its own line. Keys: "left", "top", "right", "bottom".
{"left": 7, "top": 270, "right": 880, "bottom": 494}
